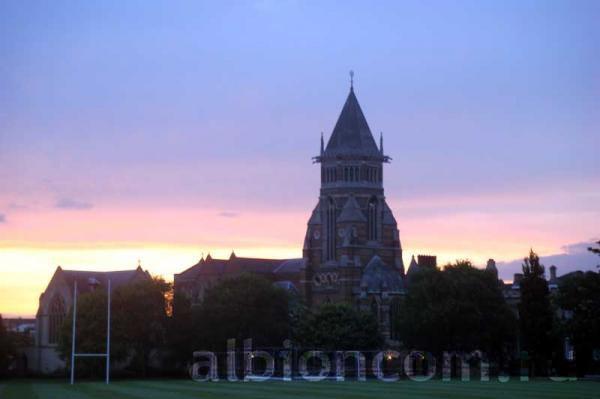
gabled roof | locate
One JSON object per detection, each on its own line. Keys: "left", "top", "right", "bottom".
{"left": 324, "top": 88, "right": 382, "bottom": 159}
{"left": 360, "top": 255, "right": 404, "bottom": 292}
{"left": 338, "top": 196, "right": 366, "bottom": 223}
{"left": 406, "top": 255, "right": 421, "bottom": 277}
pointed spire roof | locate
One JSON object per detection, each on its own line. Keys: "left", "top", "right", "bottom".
{"left": 382, "top": 202, "right": 397, "bottom": 225}
{"left": 324, "top": 88, "right": 382, "bottom": 159}
{"left": 407, "top": 255, "right": 421, "bottom": 277}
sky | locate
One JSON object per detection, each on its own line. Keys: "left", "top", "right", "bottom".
{"left": 1, "top": 0, "right": 599, "bottom": 317}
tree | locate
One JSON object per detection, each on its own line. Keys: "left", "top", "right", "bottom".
{"left": 519, "top": 249, "right": 554, "bottom": 376}
{"left": 59, "top": 276, "right": 172, "bottom": 377}
{"left": 396, "top": 260, "right": 516, "bottom": 361}
{"left": 0, "top": 314, "right": 16, "bottom": 377}
{"left": 196, "top": 274, "right": 291, "bottom": 352}
{"left": 58, "top": 289, "right": 119, "bottom": 377}
{"left": 166, "top": 290, "right": 195, "bottom": 369}
{"left": 112, "top": 277, "right": 171, "bottom": 376}
{"left": 292, "top": 303, "right": 382, "bottom": 350}
{"left": 556, "top": 271, "right": 600, "bottom": 376}
{"left": 589, "top": 241, "right": 600, "bottom": 269}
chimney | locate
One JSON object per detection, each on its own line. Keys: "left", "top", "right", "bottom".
{"left": 417, "top": 255, "right": 437, "bottom": 269}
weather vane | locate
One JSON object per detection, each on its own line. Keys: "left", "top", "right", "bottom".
{"left": 350, "top": 70, "right": 354, "bottom": 88}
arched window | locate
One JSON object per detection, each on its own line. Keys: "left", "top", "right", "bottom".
{"left": 368, "top": 196, "right": 378, "bottom": 241}
{"left": 48, "top": 294, "right": 66, "bottom": 345}
{"left": 326, "top": 197, "right": 336, "bottom": 260}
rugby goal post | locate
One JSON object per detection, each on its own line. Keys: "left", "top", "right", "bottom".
{"left": 70, "top": 279, "right": 111, "bottom": 384}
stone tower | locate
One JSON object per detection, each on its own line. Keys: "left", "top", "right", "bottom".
{"left": 302, "top": 84, "right": 404, "bottom": 308}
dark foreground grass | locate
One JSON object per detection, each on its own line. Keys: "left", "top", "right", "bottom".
{"left": 1, "top": 379, "right": 598, "bottom": 399}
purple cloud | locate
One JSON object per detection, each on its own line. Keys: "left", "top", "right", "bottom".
{"left": 497, "top": 239, "right": 600, "bottom": 281}
{"left": 218, "top": 211, "right": 239, "bottom": 218}
{"left": 55, "top": 198, "right": 93, "bottom": 210}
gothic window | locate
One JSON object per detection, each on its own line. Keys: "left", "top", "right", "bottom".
{"left": 349, "top": 167, "right": 354, "bottom": 181}
{"left": 48, "top": 294, "right": 66, "bottom": 345}
{"left": 326, "top": 197, "right": 336, "bottom": 260}
{"left": 368, "top": 196, "right": 378, "bottom": 241}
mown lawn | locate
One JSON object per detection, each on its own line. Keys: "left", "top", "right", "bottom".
{"left": 0, "top": 379, "right": 598, "bottom": 399}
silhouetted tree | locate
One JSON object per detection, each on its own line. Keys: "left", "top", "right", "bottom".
{"left": 112, "top": 277, "right": 171, "bottom": 376}
{"left": 588, "top": 241, "right": 600, "bottom": 269}
{"left": 166, "top": 291, "right": 195, "bottom": 369}
{"left": 196, "top": 274, "right": 291, "bottom": 352}
{"left": 396, "top": 260, "right": 516, "bottom": 362}
{"left": 556, "top": 271, "right": 600, "bottom": 376}
{"left": 292, "top": 303, "right": 382, "bottom": 350}
{"left": 519, "top": 249, "right": 554, "bottom": 376}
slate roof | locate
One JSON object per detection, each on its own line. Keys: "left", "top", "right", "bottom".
{"left": 406, "top": 255, "right": 421, "bottom": 278}
{"left": 324, "top": 88, "right": 382, "bottom": 159}
{"left": 176, "top": 256, "right": 304, "bottom": 281}
{"left": 360, "top": 255, "right": 404, "bottom": 292}
{"left": 273, "top": 258, "right": 306, "bottom": 274}
{"left": 58, "top": 266, "right": 150, "bottom": 294}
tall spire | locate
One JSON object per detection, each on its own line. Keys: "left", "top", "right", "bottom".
{"left": 379, "top": 131, "right": 384, "bottom": 155}
{"left": 323, "top": 86, "right": 381, "bottom": 158}
{"left": 349, "top": 70, "right": 354, "bottom": 91}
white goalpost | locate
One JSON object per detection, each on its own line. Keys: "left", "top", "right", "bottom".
{"left": 70, "top": 279, "right": 111, "bottom": 384}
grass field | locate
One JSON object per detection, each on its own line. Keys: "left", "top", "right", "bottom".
{"left": 1, "top": 379, "right": 599, "bottom": 399}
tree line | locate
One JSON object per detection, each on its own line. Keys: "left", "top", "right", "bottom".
{"left": 2, "top": 246, "right": 597, "bottom": 378}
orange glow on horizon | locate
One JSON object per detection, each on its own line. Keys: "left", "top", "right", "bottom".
{"left": 1, "top": 187, "right": 598, "bottom": 317}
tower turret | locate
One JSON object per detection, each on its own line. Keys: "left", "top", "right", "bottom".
{"left": 302, "top": 82, "right": 403, "bottom": 307}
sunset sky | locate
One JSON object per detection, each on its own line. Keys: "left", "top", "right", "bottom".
{"left": 1, "top": 1, "right": 599, "bottom": 317}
